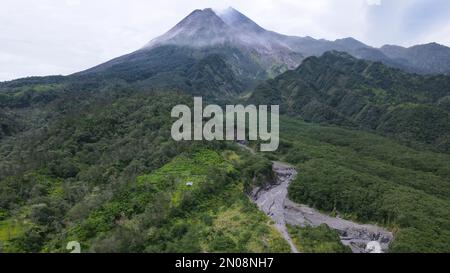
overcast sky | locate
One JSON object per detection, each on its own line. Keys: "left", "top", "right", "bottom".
{"left": 1, "top": 0, "right": 450, "bottom": 81}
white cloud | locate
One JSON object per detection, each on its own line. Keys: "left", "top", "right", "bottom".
{"left": 0, "top": 0, "right": 449, "bottom": 81}
{"left": 65, "top": 0, "right": 81, "bottom": 7}
{"left": 366, "top": 0, "right": 381, "bottom": 6}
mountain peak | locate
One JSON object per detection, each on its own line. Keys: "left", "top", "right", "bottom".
{"left": 144, "top": 8, "right": 230, "bottom": 48}
{"left": 216, "top": 7, "right": 265, "bottom": 33}
{"left": 188, "top": 8, "right": 216, "bottom": 17}
{"left": 334, "top": 37, "right": 369, "bottom": 50}
{"left": 144, "top": 7, "right": 274, "bottom": 50}
{"left": 174, "top": 8, "right": 225, "bottom": 29}
{"left": 413, "top": 42, "right": 448, "bottom": 50}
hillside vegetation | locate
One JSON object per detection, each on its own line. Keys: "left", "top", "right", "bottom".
{"left": 0, "top": 82, "right": 290, "bottom": 252}
{"left": 269, "top": 117, "right": 450, "bottom": 253}
{"left": 250, "top": 51, "right": 450, "bottom": 153}
{"left": 1, "top": 47, "right": 450, "bottom": 252}
{"left": 287, "top": 224, "right": 352, "bottom": 253}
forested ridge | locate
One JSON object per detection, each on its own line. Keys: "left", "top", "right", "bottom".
{"left": 250, "top": 51, "right": 450, "bottom": 153}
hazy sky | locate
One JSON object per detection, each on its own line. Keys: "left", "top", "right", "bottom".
{"left": 1, "top": 0, "right": 450, "bottom": 81}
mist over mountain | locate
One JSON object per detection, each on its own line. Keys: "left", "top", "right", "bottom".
{"left": 81, "top": 7, "right": 308, "bottom": 89}
{"left": 144, "top": 7, "right": 450, "bottom": 77}
{"left": 77, "top": 6, "right": 450, "bottom": 98}
{"left": 144, "top": 8, "right": 305, "bottom": 69}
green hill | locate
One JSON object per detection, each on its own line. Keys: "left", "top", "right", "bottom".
{"left": 250, "top": 51, "right": 450, "bottom": 152}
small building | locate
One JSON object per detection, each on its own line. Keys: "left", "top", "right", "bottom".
{"left": 186, "top": 182, "right": 194, "bottom": 187}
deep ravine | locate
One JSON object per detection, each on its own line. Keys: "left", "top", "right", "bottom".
{"left": 250, "top": 160, "right": 394, "bottom": 253}
{"left": 252, "top": 162, "right": 300, "bottom": 253}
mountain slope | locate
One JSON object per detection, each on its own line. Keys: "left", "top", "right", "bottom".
{"left": 79, "top": 7, "right": 306, "bottom": 94}
{"left": 249, "top": 51, "right": 450, "bottom": 152}
{"left": 76, "top": 45, "right": 261, "bottom": 98}
{"left": 74, "top": 7, "right": 450, "bottom": 103}
{"left": 144, "top": 8, "right": 232, "bottom": 48}
{"left": 381, "top": 43, "right": 450, "bottom": 75}
{"left": 144, "top": 8, "right": 305, "bottom": 73}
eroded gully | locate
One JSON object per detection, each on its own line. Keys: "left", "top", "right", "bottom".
{"left": 249, "top": 157, "right": 393, "bottom": 253}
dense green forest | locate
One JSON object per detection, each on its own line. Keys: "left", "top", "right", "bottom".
{"left": 1, "top": 48, "right": 450, "bottom": 253}
{"left": 273, "top": 117, "right": 450, "bottom": 252}
{"left": 250, "top": 51, "right": 450, "bottom": 153}
{"left": 0, "top": 81, "right": 291, "bottom": 252}
{"left": 77, "top": 45, "right": 268, "bottom": 99}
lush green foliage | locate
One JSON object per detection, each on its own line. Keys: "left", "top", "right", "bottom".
{"left": 250, "top": 51, "right": 450, "bottom": 153}
{"left": 78, "top": 45, "right": 268, "bottom": 99}
{"left": 0, "top": 80, "right": 288, "bottom": 252}
{"left": 2, "top": 46, "right": 450, "bottom": 253}
{"left": 287, "top": 224, "right": 351, "bottom": 253}
{"left": 273, "top": 117, "right": 450, "bottom": 253}
{"left": 65, "top": 149, "right": 289, "bottom": 253}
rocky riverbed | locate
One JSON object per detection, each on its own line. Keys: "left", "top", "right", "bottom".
{"left": 251, "top": 161, "right": 393, "bottom": 253}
